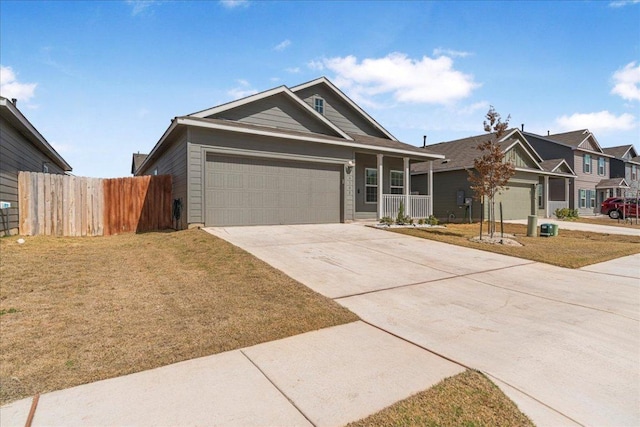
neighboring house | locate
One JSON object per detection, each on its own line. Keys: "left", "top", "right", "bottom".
{"left": 131, "top": 152, "right": 148, "bottom": 175}
{"left": 524, "top": 130, "right": 619, "bottom": 216}
{"left": 603, "top": 145, "right": 639, "bottom": 197}
{"left": 411, "top": 129, "right": 575, "bottom": 221}
{"left": 134, "top": 77, "right": 443, "bottom": 228}
{"left": 0, "top": 97, "right": 72, "bottom": 236}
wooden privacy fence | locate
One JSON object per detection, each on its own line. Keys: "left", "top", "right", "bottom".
{"left": 18, "top": 172, "right": 172, "bottom": 236}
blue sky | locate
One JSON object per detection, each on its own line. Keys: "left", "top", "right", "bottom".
{"left": 1, "top": 0, "right": 639, "bottom": 178}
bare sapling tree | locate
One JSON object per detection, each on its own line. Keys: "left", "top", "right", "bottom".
{"left": 468, "top": 106, "right": 516, "bottom": 238}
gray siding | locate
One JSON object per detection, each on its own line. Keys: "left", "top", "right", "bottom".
{"left": 295, "top": 86, "right": 389, "bottom": 138}
{"left": 210, "top": 93, "right": 339, "bottom": 136}
{"left": 137, "top": 128, "right": 188, "bottom": 229}
{"left": 574, "top": 152, "right": 608, "bottom": 215}
{"left": 0, "top": 116, "right": 65, "bottom": 235}
{"left": 526, "top": 135, "right": 575, "bottom": 169}
{"left": 427, "top": 169, "right": 537, "bottom": 221}
{"left": 354, "top": 153, "right": 404, "bottom": 214}
{"left": 187, "top": 126, "right": 354, "bottom": 225}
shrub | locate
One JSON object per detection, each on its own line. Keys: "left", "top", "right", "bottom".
{"left": 418, "top": 218, "right": 425, "bottom": 225}
{"left": 554, "top": 208, "right": 579, "bottom": 220}
{"left": 427, "top": 215, "right": 439, "bottom": 225}
{"left": 395, "top": 202, "right": 412, "bottom": 225}
{"left": 379, "top": 216, "right": 394, "bottom": 226}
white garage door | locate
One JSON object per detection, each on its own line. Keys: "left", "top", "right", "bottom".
{"left": 205, "top": 155, "right": 342, "bottom": 226}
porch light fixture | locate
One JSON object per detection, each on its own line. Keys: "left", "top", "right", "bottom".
{"left": 346, "top": 160, "right": 355, "bottom": 174}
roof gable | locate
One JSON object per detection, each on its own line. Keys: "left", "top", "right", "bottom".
{"left": 539, "top": 158, "right": 575, "bottom": 175}
{"left": 0, "top": 97, "right": 72, "bottom": 171}
{"left": 603, "top": 145, "right": 637, "bottom": 160}
{"left": 291, "top": 77, "right": 397, "bottom": 141}
{"left": 189, "top": 86, "right": 351, "bottom": 140}
{"left": 504, "top": 143, "right": 540, "bottom": 169}
{"left": 547, "top": 129, "right": 605, "bottom": 154}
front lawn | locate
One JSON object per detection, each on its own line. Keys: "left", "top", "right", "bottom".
{"left": 0, "top": 229, "right": 357, "bottom": 405}
{"left": 348, "top": 370, "right": 534, "bottom": 427}
{"left": 391, "top": 223, "right": 640, "bottom": 268}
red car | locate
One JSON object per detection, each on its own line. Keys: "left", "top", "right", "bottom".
{"left": 601, "top": 197, "right": 639, "bottom": 219}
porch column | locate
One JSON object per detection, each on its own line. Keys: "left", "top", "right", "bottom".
{"left": 565, "top": 178, "right": 570, "bottom": 208}
{"left": 428, "top": 160, "right": 433, "bottom": 216}
{"left": 544, "top": 175, "right": 550, "bottom": 218}
{"left": 403, "top": 157, "right": 410, "bottom": 216}
{"left": 377, "top": 154, "right": 384, "bottom": 220}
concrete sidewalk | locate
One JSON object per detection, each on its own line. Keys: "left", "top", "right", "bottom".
{"left": 506, "top": 218, "right": 640, "bottom": 236}
{"left": 0, "top": 321, "right": 463, "bottom": 427}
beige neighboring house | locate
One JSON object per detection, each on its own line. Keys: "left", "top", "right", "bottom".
{"left": 133, "top": 77, "right": 443, "bottom": 228}
{"left": 603, "top": 145, "right": 639, "bottom": 198}
{"left": 0, "top": 97, "right": 72, "bottom": 236}
{"left": 525, "top": 130, "right": 625, "bottom": 215}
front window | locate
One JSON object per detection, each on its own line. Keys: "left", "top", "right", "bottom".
{"left": 589, "top": 190, "right": 596, "bottom": 208}
{"left": 314, "top": 97, "right": 324, "bottom": 115}
{"left": 598, "top": 157, "right": 605, "bottom": 176}
{"left": 390, "top": 170, "right": 404, "bottom": 194}
{"left": 632, "top": 165, "right": 638, "bottom": 181}
{"left": 365, "top": 168, "right": 378, "bottom": 203}
{"left": 579, "top": 189, "right": 586, "bottom": 208}
{"left": 583, "top": 154, "right": 592, "bottom": 174}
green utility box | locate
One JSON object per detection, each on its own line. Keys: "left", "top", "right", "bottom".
{"left": 540, "top": 223, "right": 559, "bottom": 237}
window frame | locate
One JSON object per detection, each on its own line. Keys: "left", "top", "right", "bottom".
{"left": 313, "top": 97, "right": 325, "bottom": 115}
{"left": 597, "top": 157, "right": 605, "bottom": 176}
{"left": 389, "top": 170, "right": 404, "bottom": 195}
{"left": 579, "top": 189, "right": 586, "bottom": 208}
{"left": 364, "top": 168, "right": 378, "bottom": 204}
{"left": 588, "top": 190, "right": 596, "bottom": 209}
{"left": 583, "top": 154, "right": 592, "bottom": 174}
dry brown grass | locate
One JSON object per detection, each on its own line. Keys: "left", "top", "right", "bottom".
{"left": 573, "top": 216, "right": 640, "bottom": 229}
{"left": 0, "top": 229, "right": 357, "bottom": 405}
{"left": 393, "top": 223, "right": 640, "bottom": 268}
{"left": 348, "top": 370, "right": 534, "bottom": 427}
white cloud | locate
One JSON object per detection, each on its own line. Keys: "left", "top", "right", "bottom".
{"left": 285, "top": 67, "right": 300, "bottom": 74}
{"left": 307, "top": 60, "right": 324, "bottom": 71}
{"left": 555, "top": 111, "right": 636, "bottom": 133}
{"left": 220, "top": 0, "right": 249, "bottom": 9}
{"left": 433, "top": 48, "right": 471, "bottom": 58}
{"left": 0, "top": 65, "right": 37, "bottom": 102}
{"left": 609, "top": 0, "right": 640, "bottom": 7}
{"left": 126, "top": 0, "right": 160, "bottom": 16}
{"left": 319, "top": 52, "right": 480, "bottom": 106}
{"left": 611, "top": 62, "right": 640, "bottom": 101}
{"left": 227, "top": 79, "right": 257, "bottom": 99}
{"left": 274, "top": 39, "right": 291, "bottom": 51}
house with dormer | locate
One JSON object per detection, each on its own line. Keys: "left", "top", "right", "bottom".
{"left": 411, "top": 129, "right": 575, "bottom": 221}
{"left": 524, "top": 130, "right": 623, "bottom": 215}
{"left": 603, "top": 145, "right": 639, "bottom": 197}
{"left": 133, "top": 77, "right": 443, "bottom": 228}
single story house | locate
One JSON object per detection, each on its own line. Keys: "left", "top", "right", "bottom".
{"left": 0, "top": 97, "right": 72, "bottom": 236}
{"left": 411, "top": 128, "right": 575, "bottom": 221}
{"left": 134, "top": 77, "right": 443, "bottom": 228}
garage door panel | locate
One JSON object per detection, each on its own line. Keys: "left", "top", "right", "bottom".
{"left": 495, "top": 183, "right": 534, "bottom": 220}
{"left": 205, "top": 155, "right": 341, "bottom": 226}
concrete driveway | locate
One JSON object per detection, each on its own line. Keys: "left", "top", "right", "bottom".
{"left": 206, "top": 223, "right": 640, "bottom": 427}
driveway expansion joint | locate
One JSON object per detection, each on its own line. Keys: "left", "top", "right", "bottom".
{"left": 239, "top": 350, "right": 316, "bottom": 427}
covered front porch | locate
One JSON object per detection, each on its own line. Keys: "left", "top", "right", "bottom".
{"left": 538, "top": 175, "right": 572, "bottom": 218}
{"left": 353, "top": 152, "right": 435, "bottom": 221}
